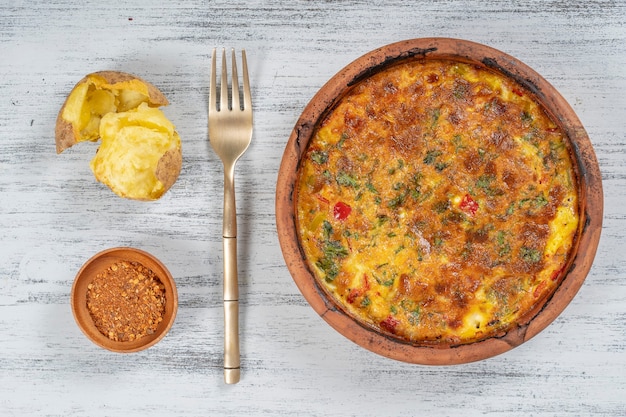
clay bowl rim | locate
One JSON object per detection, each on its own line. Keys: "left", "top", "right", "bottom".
{"left": 275, "top": 37, "right": 603, "bottom": 365}
{"left": 71, "top": 247, "right": 178, "bottom": 353}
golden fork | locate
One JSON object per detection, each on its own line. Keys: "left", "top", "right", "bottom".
{"left": 209, "top": 48, "right": 252, "bottom": 384}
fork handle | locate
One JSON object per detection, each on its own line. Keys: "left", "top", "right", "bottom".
{"left": 222, "top": 166, "right": 240, "bottom": 384}
{"left": 223, "top": 237, "right": 240, "bottom": 384}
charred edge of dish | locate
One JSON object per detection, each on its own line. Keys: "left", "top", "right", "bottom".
{"left": 562, "top": 128, "right": 589, "bottom": 234}
{"left": 481, "top": 57, "right": 545, "bottom": 101}
{"left": 294, "top": 121, "right": 317, "bottom": 171}
{"left": 583, "top": 211, "right": 592, "bottom": 233}
{"left": 554, "top": 125, "right": 593, "bottom": 275}
{"left": 493, "top": 323, "right": 529, "bottom": 348}
{"left": 315, "top": 281, "right": 341, "bottom": 314}
{"left": 294, "top": 121, "right": 310, "bottom": 151}
{"left": 564, "top": 128, "right": 588, "bottom": 180}
{"left": 287, "top": 181, "right": 295, "bottom": 203}
{"left": 347, "top": 47, "right": 438, "bottom": 88}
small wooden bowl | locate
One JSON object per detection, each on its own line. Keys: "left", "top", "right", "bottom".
{"left": 71, "top": 247, "right": 178, "bottom": 353}
{"left": 276, "top": 38, "right": 603, "bottom": 364}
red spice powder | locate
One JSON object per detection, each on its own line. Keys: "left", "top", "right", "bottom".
{"left": 86, "top": 260, "right": 166, "bottom": 342}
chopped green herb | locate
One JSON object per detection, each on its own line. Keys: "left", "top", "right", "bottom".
{"left": 410, "top": 189, "right": 422, "bottom": 201}
{"left": 382, "top": 278, "right": 395, "bottom": 287}
{"left": 506, "top": 202, "right": 516, "bottom": 216}
{"left": 360, "top": 296, "right": 371, "bottom": 307}
{"left": 496, "top": 231, "right": 511, "bottom": 257}
{"left": 376, "top": 215, "right": 390, "bottom": 227}
{"left": 401, "top": 299, "right": 421, "bottom": 325}
{"left": 337, "top": 132, "right": 348, "bottom": 148}
{"left": 366, "top": 182, "right": 379, "bottom": 194}
{"left": 461, "top": 242, "right": 472, "bottom": 260}
{"left": 343, "top": 230, "right": 359, "bottom": 240}
{"left": 476, "top": 174, "right": 501, "bottom": 196}
{"left": 316, "top": 240, "right": 349, "bottom": 282}
{"left": 548, "top": 140, "right": 565, "bottom": 163}
{"left": 316, "top": 257, "right": 339, "bottom": 282}
{"left": 322, "top": 220, "right": 332, "bottom": 240}
{"left": 323, "top": 240, "right": 348, "bottom": 258}
{"left": 435, "top": 161, "right": 448, "bottom": 172}
{"left": 433, "top": 200, "right": 450, "bottom": 213}
{"left": 388, "top": 192, "right": 407, "bottom": 209}
{"left": 520, "top": 246, "right": 542, "bottom": 263}
{"left": 423, "top": 150, "right": 442, "bottom": 165}
{"left": 476, "top": 174, "right": 494, "bottom": 190}
{"left": 410, "top": 172, "right": 424, "bottom": 185}
{"left": 431, "top": 108, "right": 441, "bottom": 126}
{"left": 310, "top": 150, "right": 328, "bottom": 164}
{"left": 521, "top": 111, "right": 533, "bottom": 124}
{"left": 522, "top": 132, "right": 537, "bottom": 144}
{"left": 452, "top": 134, "right": 465, "bottom": 152}
{"left": 534, "top": 193, "right": 549, "bottom": 207}
{"left": 388, "top": 159, "right": 405, "bottom": 175}
{"left": 336, "top": 171, "right": 359, "bottom": 188}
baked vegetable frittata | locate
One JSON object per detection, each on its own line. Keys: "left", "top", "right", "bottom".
{"left": 296, "top": 59, "right": 579, "bottom": 345}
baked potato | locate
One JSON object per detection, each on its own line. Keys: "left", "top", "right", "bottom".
{"left": 55, "top": 71, "right": 182, "bottom": 200}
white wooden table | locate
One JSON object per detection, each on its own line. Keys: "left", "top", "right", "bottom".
{"left": 1, "top": 1, "right": 625, "bottom": 415}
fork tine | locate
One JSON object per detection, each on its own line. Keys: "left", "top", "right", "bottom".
{"left": 230, "top": 49, "right": 240, "bottom": 111}
{"left": 209, "top": 48, "right": 217, "bottom": 113}
{"left": 220, "top": 48, "right": 229, "bottom": 111}
{"left": 242, "top": 50, "right": 251, "bottom": 111}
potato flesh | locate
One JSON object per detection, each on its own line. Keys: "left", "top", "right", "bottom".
{"left": 80, "top": 89, "right": 117, "bottom": 140}
{"left": 61, "top": 75, "right": 153, "bottom": 143}
{"left": 90, "top": 103, "right": 181, "bottom": 200}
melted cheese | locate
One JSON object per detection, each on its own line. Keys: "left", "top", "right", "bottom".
{"left": 296, "top": 59, "right": 579, "bottom": 345}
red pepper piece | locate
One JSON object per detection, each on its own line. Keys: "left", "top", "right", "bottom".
{"left": 460, "top": 194, "right": 479, "bottom": 216}
{"left": 347, "top": 289, "right": 360, "bottom": 304}
{"left": 315, "top": 194, "right": 329, "bottom": 205}
{"left": 512, "top": 88, "right": 524, "bottom": 97}
{"left": 363, "top": 274, "right": 370, "bottom": 291}
{"left": 551, "top": 266, "right": 564, "bottom": 281}
{"left": 347, "top": 274, "right": 370, "bottom": 304}
{"left": 333, "top": 201, "right": 352, "bottom": 221}
{"left": 380, "top": 315, "right": 400, "bottom": 334}
{"left": 533, "top": 281, "right": 547, "bottom": 298}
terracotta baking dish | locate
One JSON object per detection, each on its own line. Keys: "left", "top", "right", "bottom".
{"left": 275, "top": 38, "right": 603, "bottom": 364}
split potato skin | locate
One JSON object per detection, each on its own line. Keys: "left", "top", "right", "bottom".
{"left": 55, "top": 71, "right": 181, "bottom": 200}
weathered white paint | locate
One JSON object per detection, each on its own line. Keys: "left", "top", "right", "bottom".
{"left": 1, "top": 1, "right": 625, "bottom": 415}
